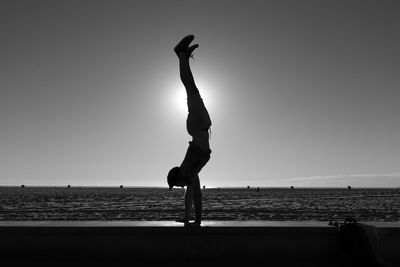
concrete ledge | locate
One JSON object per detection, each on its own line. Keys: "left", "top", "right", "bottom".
{"left": 0, "top": 221, "right": 399, "bottom": 266}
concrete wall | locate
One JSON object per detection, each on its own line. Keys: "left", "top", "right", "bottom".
{"left": 0, "top": 221, "right": 398, "bottom": 267}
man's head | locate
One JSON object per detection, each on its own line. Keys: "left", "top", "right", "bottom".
{"left": 167, "top": 166, "right": 186, "bottom": 190}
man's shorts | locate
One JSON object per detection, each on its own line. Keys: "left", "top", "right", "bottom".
{"left": 186, "top": 92, "right": 212, "bottom": 136}
{"left": 181, "top": 141, "right": 211, "bottom": 182}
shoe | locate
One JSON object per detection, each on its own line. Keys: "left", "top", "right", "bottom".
{"left": 174, "top": 35, "right": 195, "bottom": 56}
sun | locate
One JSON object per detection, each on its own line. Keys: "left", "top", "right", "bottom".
{"left": 170, "top": 83, "right": 213, "bottom": 115}
{"left": 171, "top": 85, "right": 188, "bottom": 114}
{"left": 170, "top": 78, "right": 214, "bottom": 115}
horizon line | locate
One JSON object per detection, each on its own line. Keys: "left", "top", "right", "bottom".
{"left": 1, "top": 185, "right": 399, "bottom": 190}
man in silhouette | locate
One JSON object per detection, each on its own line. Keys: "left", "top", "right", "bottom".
{"left": 167, "top": 35, "right": 212, "bottom": 227}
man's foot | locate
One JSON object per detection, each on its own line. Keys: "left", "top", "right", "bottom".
{"left": 174, "top": 35, "right": 198, "bottom": 58}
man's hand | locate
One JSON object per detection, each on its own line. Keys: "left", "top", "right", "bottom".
{"left": 185, "top": 221, "right": 201, "bottom": 228}
{"left": 175, "top": 217, "right": 189, "bottom": 225}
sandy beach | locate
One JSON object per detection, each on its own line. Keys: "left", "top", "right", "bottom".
{"left": 1, "top": 187, "right": 399, "bottom": 221}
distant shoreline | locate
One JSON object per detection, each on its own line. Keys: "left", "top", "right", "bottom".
{"left": 1, "top": 185, "right": 399, "bottom": 190}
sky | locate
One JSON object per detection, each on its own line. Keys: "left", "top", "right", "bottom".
{"left": 1, "top": 0, "right": 399, "bottom": 188}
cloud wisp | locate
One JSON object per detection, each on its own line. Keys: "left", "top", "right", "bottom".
{"left": 282, "top": 172, "right": 400, "bottom": 182}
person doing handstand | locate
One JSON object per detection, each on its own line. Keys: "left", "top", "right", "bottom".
{"left": 167, "top": 35, "right": 212, "bottom": 227}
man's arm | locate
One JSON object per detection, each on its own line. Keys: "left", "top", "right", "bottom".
{"left": 184, "top": 184, "right": 193, "bottom": 221}
{"left": 192, "top": 174, "right": 202, "bottom": 224}
{"left": 184, "top": 174, "right": 202, "bottom": 224}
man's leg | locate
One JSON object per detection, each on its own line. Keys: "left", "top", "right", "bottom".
{"left": 179, "top": 52, "right": 199, "bottom": 96}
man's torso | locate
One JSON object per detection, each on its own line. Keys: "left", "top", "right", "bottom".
{"left": 181, "top": 141, "right": 211, "bottom": 183}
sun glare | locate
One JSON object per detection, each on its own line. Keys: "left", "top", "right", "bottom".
{"left": 170, "top": 78, "right": 215, "bottom": 116}
{"left": 171, "top": 85, "right": 188, "bottom": 113}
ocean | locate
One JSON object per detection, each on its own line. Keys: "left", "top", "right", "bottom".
{"left": 1, "top": 187, "right": 399, "bottom": 221}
